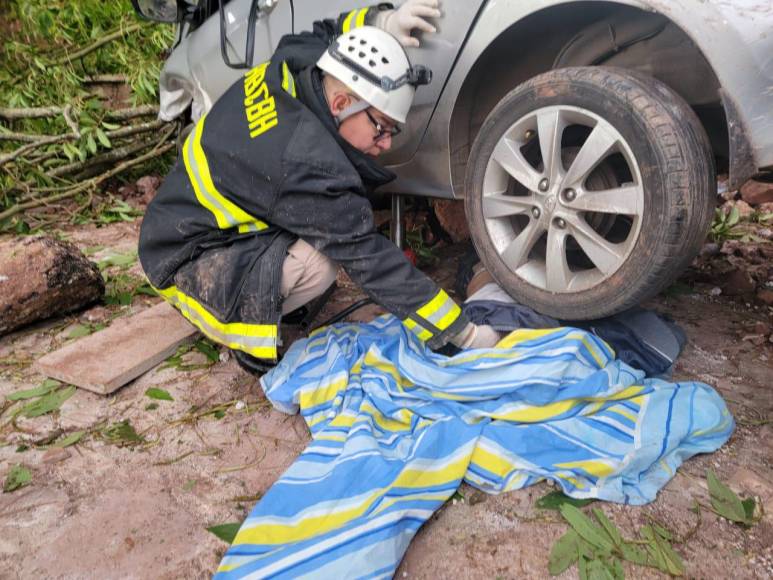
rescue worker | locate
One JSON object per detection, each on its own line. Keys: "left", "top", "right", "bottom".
{"left": 139, "top": 1, "right": 500, "bottom": 374}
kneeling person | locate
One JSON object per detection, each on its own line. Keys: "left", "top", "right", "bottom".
{"left": 138, "top": 8, "right": 498, "bottom": 372}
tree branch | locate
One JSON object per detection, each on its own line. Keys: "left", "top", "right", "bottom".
{"left": 53, "top": 23, "right": 144, "bottom": 66}
{"left": 106, "top": 105, "right": 159, "bottom": 120}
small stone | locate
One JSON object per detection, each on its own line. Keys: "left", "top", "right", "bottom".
{"left": 722, "top": 269, "right": 757, "bottom": 296}
{"left": 700, "top": 243, "right": 721, "bottom": 258}
{"left": 709, "top": 287, "right": 722, "bottom": 296}
{"left": 234, "top": 400, "right": 246, "bottom": 411}
{"left": 219, "top": 350, "right": 231, "bottom": 363}
{"left": 42, "top": 447, "right": 71, "bottom": 464}
{"left": 740, "top": 179, "right": 773, "bottom": 206}
{"left": 758, "top": 228, "right": 773, "bottom": 240}
{"left": 757, "top": 289, "right": 773, "bottom": 306}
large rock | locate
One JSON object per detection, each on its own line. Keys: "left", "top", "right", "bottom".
{"left": 0, "top": 236, "right": 104, "bottom": 335}
{"left": 740, "top": 179, "right": 773, "bottom": 206}
{"left": 432, "top": 199, "right": 470, "bottom": 242}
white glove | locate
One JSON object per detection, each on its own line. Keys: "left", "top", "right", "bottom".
{"left": 450, "top": 323, "right": 501, "bottom": 350}
{"left": 374, "top": 0, "right": 441, "bottom": 48}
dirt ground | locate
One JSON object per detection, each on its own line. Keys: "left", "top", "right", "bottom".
{"left": 0, "top": 219, "right": 771, "bottom": 579}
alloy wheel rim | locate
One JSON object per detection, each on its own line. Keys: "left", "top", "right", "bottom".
{"left": 481, "top": 105, "right": 645, "bottom": 293}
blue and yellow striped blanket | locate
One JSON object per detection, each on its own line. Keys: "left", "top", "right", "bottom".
{"left": 216, "top": 315, "right": 733, "bottom": 579}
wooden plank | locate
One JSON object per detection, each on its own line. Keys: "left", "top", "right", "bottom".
{"left": 34, "top": 302, "right": 199, "bottom": 395}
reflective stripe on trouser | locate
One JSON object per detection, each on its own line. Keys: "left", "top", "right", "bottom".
{"left": 403, "top": 289, "right": 462, "bottom": 342}
{"left": 155, "top": 285, "right": 278, "bottom": 360}
{"left": 183, "top": 114, "right": 269, "bottom": 234}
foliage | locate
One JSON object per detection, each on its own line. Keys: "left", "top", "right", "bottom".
{"left": 207, "top": 523, "right": 241, "bottom": 544}
{"left": 145, "top": 387, "right": 174, "bottom": 401}
{"left": 0, "top": 1, "right": 176, "bottom": 226}
{"left": 706, "top": 469, "right": 759, "bottom": 527}
{"left": 710, "top": 206, "right": 741, "bottom": 243}
{"left": 549, "top": 504, "right": 685, "bottom": 578}
{"left": 100, "top": 419, "right": 144, "bottom": 446}
{"left": 3, "top": 464, "right": 32, "bottom": 493}
{"left": 536, "top": 490, "right": 595, "bottom": 511}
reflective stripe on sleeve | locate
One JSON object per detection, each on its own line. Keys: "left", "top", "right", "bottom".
{"left": 402, "top": 289, "right": 462, "bottom": 342}
{"left": 156, "top": 284, "right": 278, "bottom": 360}
{"left": 281, "top": 61, "right": 296, "bottom": 97}
{"left": 183, "top": 115, "right": 269, "bottom": 234}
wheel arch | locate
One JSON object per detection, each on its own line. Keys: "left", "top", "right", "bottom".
{"left": 447, "top": 1, "right": 758, "bottom": 196}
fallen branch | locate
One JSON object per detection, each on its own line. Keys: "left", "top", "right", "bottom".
{"left": 0, "top": 132, "right": 50, "bottom": 143}
{"left": 44, "top": 136, "right": 165, "bottom": 181}
{"left": 53, "top": 22, "right": 143, "bottom": 66}
{"left": 106, "top": 105, "right": 159, "bottom": 121}
{"left": 0, "top": 133, "right": 76, "bottom": 169}
{"left": 106, "top": 119, "right": 168, "bottom": 139}
{"left": 0, "top": 138, "right": 174, "bottom": 222}
{"left": 83, "top": 74, "right": 128, "bottom": 84}
{"left": 0, "top": 106, "right": 64, "bottom": 120}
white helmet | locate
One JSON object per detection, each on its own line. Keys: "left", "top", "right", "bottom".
{"left": 316, "top": 26, "right": 432, "bottom": 124}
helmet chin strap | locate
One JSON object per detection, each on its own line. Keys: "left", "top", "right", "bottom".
{"left": 334, "top": 98, "right": 371, "bottom": 127}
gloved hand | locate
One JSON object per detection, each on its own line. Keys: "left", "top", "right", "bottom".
{"left": 374, "top": 0, "right": 442, "bottom": 48}
{"left": 449, "top": 322, "right": 501, "bottom": 350}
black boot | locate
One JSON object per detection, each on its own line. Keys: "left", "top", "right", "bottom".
{"left": 232, "top": 349, "right": 276, "bottom": 376}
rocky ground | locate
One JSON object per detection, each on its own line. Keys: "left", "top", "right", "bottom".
{"left": 0, "top": 186, "right": 771, "bottom": 579}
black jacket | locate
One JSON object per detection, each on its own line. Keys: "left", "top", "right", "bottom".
{"left": 139, "top": 6, "right": 468, "bottom": 359}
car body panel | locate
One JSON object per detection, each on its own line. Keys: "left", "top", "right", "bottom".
{"left": 157, "top": 0, "right": 773, "bottom": 199}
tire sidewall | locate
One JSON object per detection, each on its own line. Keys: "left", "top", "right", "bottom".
{"left": 465, "top": 67, "right": 688, "bottom": 319}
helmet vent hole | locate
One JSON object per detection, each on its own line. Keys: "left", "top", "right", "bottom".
{"left": 348, "top": 46, "right": 354, "bottom": 52}
{"left": 369, "top": 60, "right": 376, "bottom": 67}
{"left": 360, "top": 39, "right": 366, "bottom": 45}
{"left": 381, "top": 57, "right": 389, "bottom": 64}
{"left": 352, "top": 75, "right": 359, "bottom": 81}
{"left": 359, "top": 51, "right": 365, "bottom": 58}
{"left": 371, "top": 47, "right": 378, "bottom": 53}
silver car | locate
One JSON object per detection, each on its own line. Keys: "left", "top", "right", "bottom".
{"left": 132, "top": 0, "right": 773, "bottom": 319}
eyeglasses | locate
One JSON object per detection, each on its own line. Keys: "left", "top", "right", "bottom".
{"left": 365, "top": 109, "right": 401, "bottom": 142}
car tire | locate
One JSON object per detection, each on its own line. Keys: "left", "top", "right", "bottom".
{"left": 464, "top": 66, "right": 715, "bottom": 320}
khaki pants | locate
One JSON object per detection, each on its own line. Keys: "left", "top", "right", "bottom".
{"left": 280, "top": 239, "right": 338, "bottom": 314}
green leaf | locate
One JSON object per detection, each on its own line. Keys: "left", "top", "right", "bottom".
{"left": 86, "top": 133, "right": 97, "bottom": 155}
{"left": 7, "top": 379, "right": 60, "bottom": 401}
{"left": 20, "top": 386, "right": 76, "bottom": 417}
{"left": 96, "top": 128, "right": 111, "bottom": 148}
{"left": 15, "top": 445, "right": 29, "bottom": 453}
{"left": 742, "top": 497, "right": 756, "bottom": 520}
{"left": 3, "top": 465, "right": 31, "bottom": 493}
{"left": 707, "top": 469, "right": 748, "bottom": 524}
{"left": 608, "top": 556, "right": 624, "bottom": 580}
{"left": 194, "top": 339, "right": 220, "bottom": 363}
{"left": 586, "top": 558, "right": 615, "bottom": 580}
{"left": 650, "top": 527, "right": 685, "bottom": 576}
{"left": 145, "top": 387, "right": 174, "bottom": 401}
{"left": 560, "top": 504, "right": 614, "bottom": 552}
{"left": 592, "top": 508, "right": 623, "bottom": 547}
{"left": 620, "top": 542, "right": 648, "bottom": 565}
{"left": 536, "top": 490, "right": 595, "bottom": 511}
{"left": 67, "top": 324, "right": 93, "bottom": 338}
{"left": 97, "top": 251, "right": 137, "bottom": 270}
{"left": 101, "top": 121, "right": 121, "bottom": 130}
{"left": 207, "top": 522, "right": 241, "bottom": 544}
{"left": 548, "top": 529, "right": 580, "bottom": 575}
{"left": 52, "top": 430, "right": 85, "bottom": 448}
{"left": 651, "top": 520, "right": 673, "bottom": 541}
{"left": 727, "top": 205, "right": 740, "bottom": 227}
{"left": 102, "top": 420, "right": 144, "bottom": 446}
{"left": 145, "top": 402, "right": 159, "bottom": 411}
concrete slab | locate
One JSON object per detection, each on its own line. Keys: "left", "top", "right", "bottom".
{"left": 34, "top": 302, "right": 198, "bottom": 395}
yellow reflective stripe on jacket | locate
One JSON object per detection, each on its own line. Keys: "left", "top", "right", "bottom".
{"left": 281, "top": 61, "right": 296, "bottom": 97}
{"left": 403, "top": 290, "right": 461, "bottom": 342}
{"left": 156, "top": 284, "right": 278, "bottom": 359}
{"left": 183, "top": 114, "right": 269, "bottom": 234}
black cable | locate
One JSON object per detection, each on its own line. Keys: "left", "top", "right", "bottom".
{"left": 312, "top": 298, "right": 374, "bottom": 331}
{"left": 290, "top": 0, "right": 295, "bottom": 34}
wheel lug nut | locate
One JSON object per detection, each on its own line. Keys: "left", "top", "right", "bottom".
{"left": 554, "top": 218, "right": 566, "bottom": 229}
{"left": 563, "top": 188, "right": 576, "bottom": 202}
{"left": 538, "top": 178, "right": 549, "bottom": 192}
{"left": 531, "top": 207, "right": 541, "bottom": 219}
